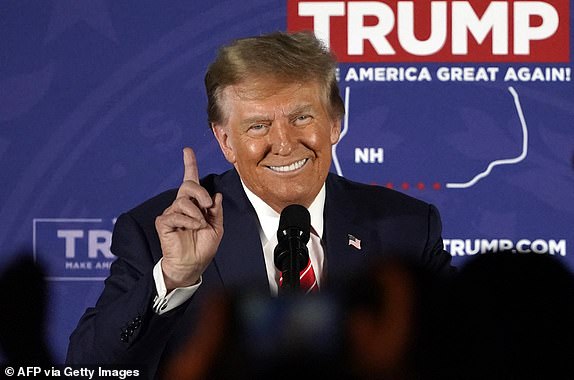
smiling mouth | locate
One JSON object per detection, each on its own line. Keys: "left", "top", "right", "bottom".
{"left": 267, "top": 158, "right": 308, "bottom": 173}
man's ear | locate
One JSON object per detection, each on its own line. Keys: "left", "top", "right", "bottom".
{"left": 212, "top": 123, "right": 236, "bottom": 164}
{"left": 330, "top": 118, "right": 342, "bottom": 145}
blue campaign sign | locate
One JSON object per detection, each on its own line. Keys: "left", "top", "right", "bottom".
{"left": 33, "top": 218, "right": 115, "bottom": 280}
{"left": 0, "top": 0, "right": 572, "bottom": 362}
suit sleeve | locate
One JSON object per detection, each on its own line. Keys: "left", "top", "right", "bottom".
{"left": 66, "top": 212, "right": 190, "bottom": 373}
{"left": 422, "top": 204, "right": 455, "bottom": 274}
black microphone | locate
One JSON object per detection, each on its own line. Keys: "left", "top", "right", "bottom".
{"left": 274, "top": 204, "right": 311, "bottom": 294}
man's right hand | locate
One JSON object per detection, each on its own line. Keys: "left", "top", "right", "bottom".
{"left": 155, "top": 147, "right": 224, "bottom": 291}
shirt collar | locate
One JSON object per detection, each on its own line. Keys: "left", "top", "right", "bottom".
{"left": 241, "top": 181, "right": 326, "bottom": 246}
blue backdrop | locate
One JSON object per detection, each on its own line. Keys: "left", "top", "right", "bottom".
{"left": 1, "top": 0, "right": 572, "bottom": 362}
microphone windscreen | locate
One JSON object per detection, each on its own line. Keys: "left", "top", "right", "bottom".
{"left": 278, "top": 204, "right": 311, "bottom": 243}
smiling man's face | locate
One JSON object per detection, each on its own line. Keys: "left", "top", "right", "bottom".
{"left": 212, "top": 78, "right": 341, "bottom": 212}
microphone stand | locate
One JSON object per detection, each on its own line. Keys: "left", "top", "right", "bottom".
{"left": 274, "top": 204, "right": 311, "bottom": 295}
{"left": 284, "top": 233, "right": 301, "bottom": 292}
{"left": 275, "top": 228, "right": 309, "bottom": 294}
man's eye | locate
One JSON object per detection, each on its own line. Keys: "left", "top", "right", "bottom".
{"left": 294, "top": 115, "right": 312, "bottom": 126}
{"left": 247, "top": 124, "right": 268, "bottom": 135}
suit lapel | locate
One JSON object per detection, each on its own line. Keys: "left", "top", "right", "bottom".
{"left": 323, "top": 174, "right": 376, "bottom": 285}
{"left": 212, "top": 170, "right": 269, "bottom": 292}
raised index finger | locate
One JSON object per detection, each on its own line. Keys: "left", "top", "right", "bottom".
{"left": 182, "top": 147, "right": 200, "bottom": 183}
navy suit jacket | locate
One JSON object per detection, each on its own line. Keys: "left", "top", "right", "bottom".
{"left": 67, "top": 169, "right": 452, "bottom": 377}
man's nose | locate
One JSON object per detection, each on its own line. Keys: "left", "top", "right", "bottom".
{"left": 269, "top": 121, "right": 295, "bottom": 155}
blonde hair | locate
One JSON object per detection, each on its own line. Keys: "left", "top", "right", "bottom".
{"left": 205, "top": 31, "right": 345, "bottom": 125}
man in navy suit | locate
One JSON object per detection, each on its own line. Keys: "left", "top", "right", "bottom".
{"left": 67, "top": 31, "right": 452, "bottom": 377}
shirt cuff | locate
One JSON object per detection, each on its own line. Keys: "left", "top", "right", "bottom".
{"left": 152, "top": 258, "right": 201, "bottom": 315}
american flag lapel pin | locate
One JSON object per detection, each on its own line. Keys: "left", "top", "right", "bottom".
{"left": 347, "top": 234, "right": 362, "bottom": 250}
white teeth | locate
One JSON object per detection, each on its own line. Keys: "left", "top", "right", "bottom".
{"left": 268, "top": 159, "right": 307, "bottom": 172}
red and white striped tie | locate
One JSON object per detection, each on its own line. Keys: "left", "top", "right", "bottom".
{"left": 279, "top": 259, "right": 318, "bottom": 294}
{"left": 299, "top": 259, "right": 318, "bottom": 294}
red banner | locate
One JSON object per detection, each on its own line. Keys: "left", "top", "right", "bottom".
{"left": 287, "top": 0, "right": 570, "bottom": 62}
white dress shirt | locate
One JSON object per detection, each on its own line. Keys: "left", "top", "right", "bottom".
{"left": 151, "top": 183, "right": 326, "bottom": 313}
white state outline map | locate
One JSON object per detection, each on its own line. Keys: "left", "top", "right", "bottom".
{"left": 332, "top": 86, "right": 528, "bottom": 189}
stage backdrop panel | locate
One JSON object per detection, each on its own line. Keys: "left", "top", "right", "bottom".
{"left": 1, "top": 0, "right": 572, "bottom": 362}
